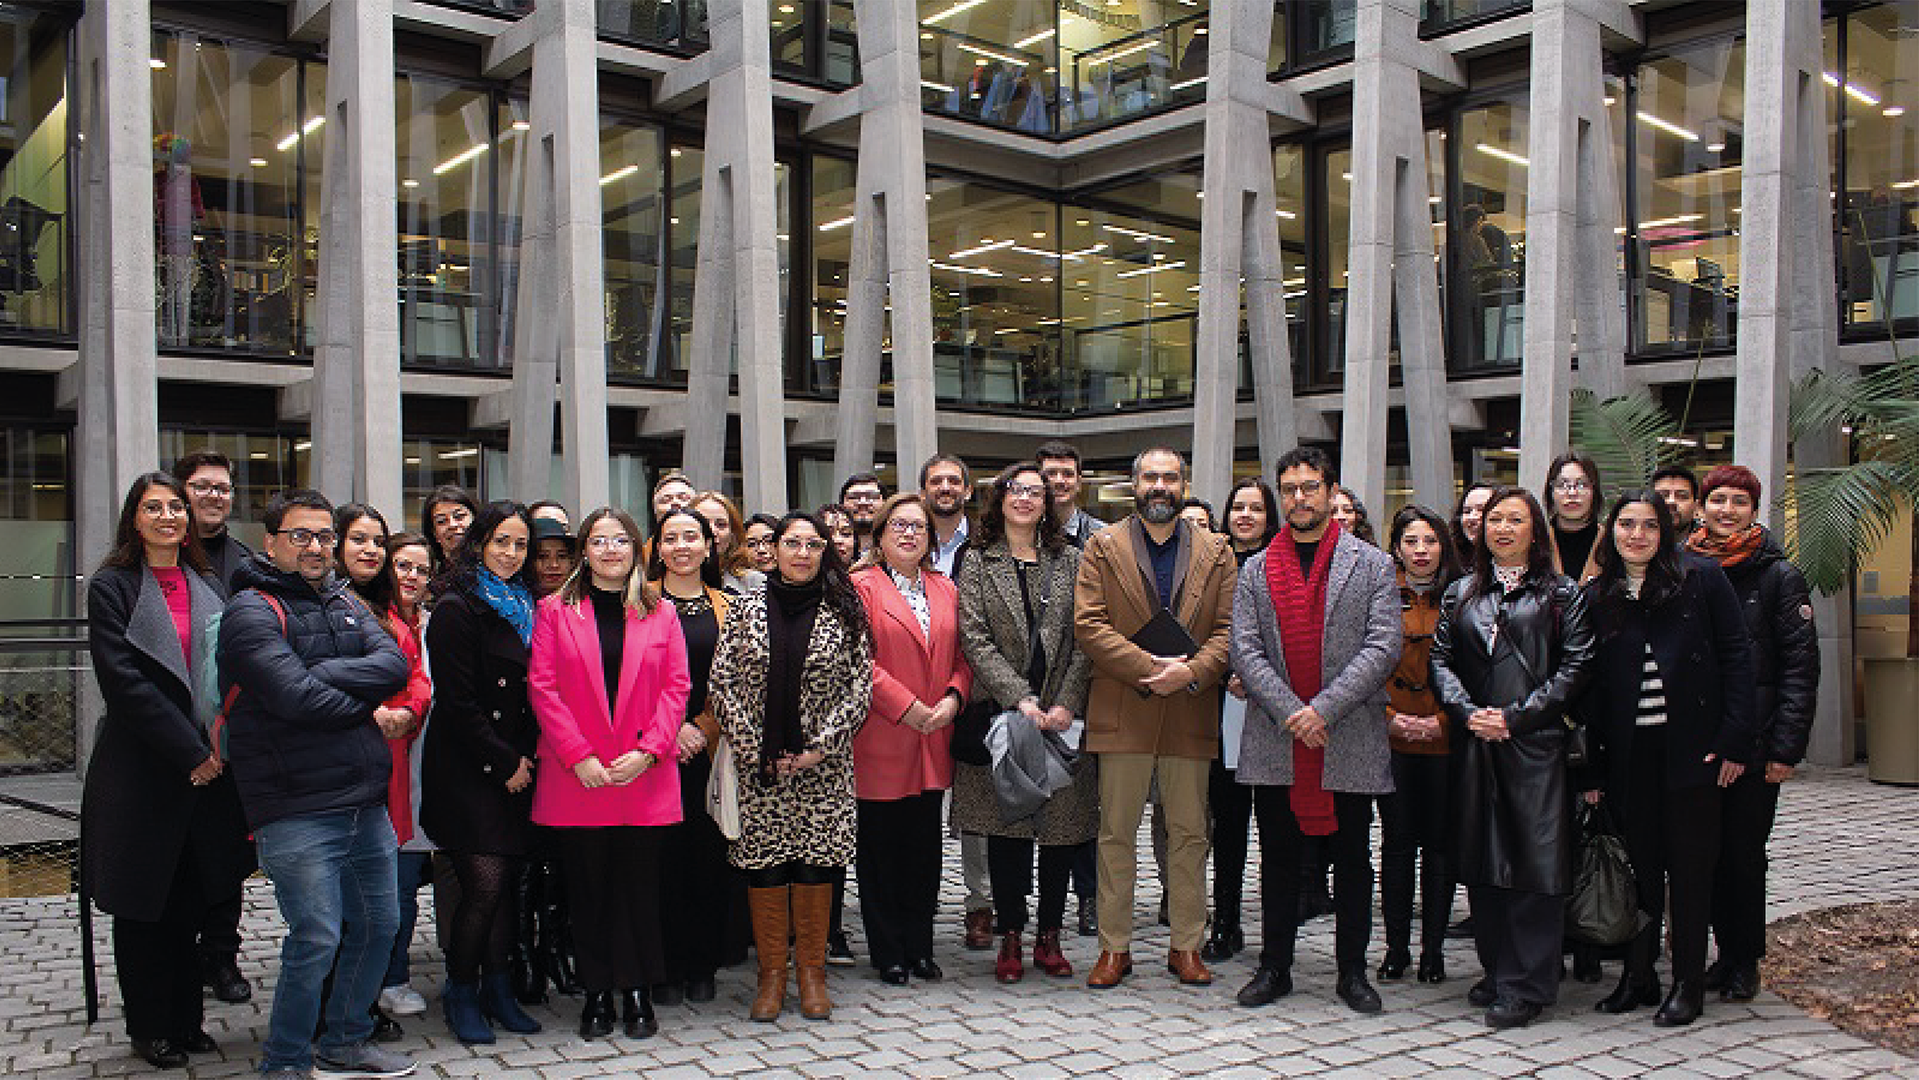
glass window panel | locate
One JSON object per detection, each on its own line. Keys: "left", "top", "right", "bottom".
{"left": 401, "top": 438, "right": 485, "bottom": 531}
{"left": 1061, "top": 184, "right": 1199, "bottom": 410}
{"left": 1631, "top": 38, "right": 1744, "bottom": 354}
{"left": 1058, "top": 4, "right": 1209, "bottom": 133}
{"left": 667, "top": 145, "right": 700, "bottom": 382}
{"left": 824, "top": 0, "right": 859, "bottom": 86}
{"left": 926, "top": 178, "right": 1064, "bottom": 409}
{"left": 0, "top": 427, "right": 72, "bottom": 624}
{"left": 1323, "top": 146, "right": 1351, "bottom": 381}
{"left": 299, "top": 61, "right": 325, "bottom": 354}
{"left": 150, "top": 33, "right": 303, "bottom": 354}
{"left": 495, "top": 97, "right": 528, "bottom": 368}
{"left": 157, "top": 430, "right": 307, "bottom": 540}
{"left": 597, "top": 0, "right": 709, "bottom": 50}
{"left": 809, "top": 155, "right": 855, "bottom": 396}
{"left": 601, "top": 118, "right": 667, "bottom": 382}
{"left": 919, "top": 1, "right": 1056, "bottom": 135}
{"left": 1298, "top": 0, "right": 1357, "bottom": 60}
{"left": 1269, "top": 2, "right": 1287, "bottom": 73}
{"left": 771, "top": 0, "right": 806, "bottom": 73}
{"left": 1454, "top": 98, "right": 1528, "bottom": 371}
{"left": 1841, "top": 4, "right": 1919, "bottom": 329}
{"left": 1421, "top": 0, "right": 1527, "bottom": 31}
{"left": 0, "top": 9, "right": 68, "bottom": 338}
{"left": 1274, "top": 144, "right": 1308, "bottom": 374}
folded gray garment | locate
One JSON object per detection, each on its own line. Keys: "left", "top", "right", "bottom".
{"left": 987, "top": 709, "right": 1078, "bottom": 823}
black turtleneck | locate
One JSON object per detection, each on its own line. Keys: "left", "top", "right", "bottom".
{"left": 588, "top": 585, "right": 625, "bottom": 712}
{"left": 762, "top": 574, "right": 825, "bottom": 775}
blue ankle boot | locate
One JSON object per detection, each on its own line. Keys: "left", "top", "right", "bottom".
{"left": 442, "top": 980, "right": 495, "bottom": 1044}
{"left": 480, "top": 972, "right": 543, "bottom": 1034}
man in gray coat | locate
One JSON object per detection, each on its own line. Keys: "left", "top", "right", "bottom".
{"left": 1229, "top": 447, "right": 1401, "bottom": 1013}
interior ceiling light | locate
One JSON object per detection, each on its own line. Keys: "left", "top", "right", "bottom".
{"left": 1013, "top": 27, "right": 1056, "bottom": 48}
{"left": 929, "top": 260, "right": 1003, "bottom": 277}
{"left": 1064, "top": 243, "right": 1105, "bottom": 259}
{"left": 1824, "top": 72, "right": 1880, "bottom": 106}
{"left": 150, "top": 58, "right": 167, "bottom": 69}
{"left": 1640, "top": 213, "right": 1704, "bottom": 229}
{"left": 949, "top": 238, "right": 1013, "bottom": 258}
{"left": 921, "top": 79, "right": 956, "bottom": 94}
{"left": 1171, "top": 75, "right": 1207, "bottom": 91}
{"left": 1117, "top": 260, "right": 1185, "bottom": 278}
{"left": 433, "top": 143, "right": 489, "bottom": 176}
{"left": 1101, "top": 223, "right": 1174, "bottom": 243}
{"left": 276, "top": 115, "right": 326, "bottom": 152}
{"left": 1011, "top": 245, "right": 1064, "bottom": 259}
{"left": 1636, "top": 110, "right": 1700, "bottom": 141}
{"left": 1887, "top": 105, "right": 1908, "bottom": 118}
{"left": 818, "top": 215, "right": 855, "bottom": 231}
{"left": 923, "top": 0, "right": 987, "bottom": 25}
{"left": 958, "top": 42, "right": 1026, "bottom": 66}
{"left": 600, "top": 163, "right": 640, "bottom": 186}
{"left": 1475, "top": 142, "right": 1531, "bottom": 167}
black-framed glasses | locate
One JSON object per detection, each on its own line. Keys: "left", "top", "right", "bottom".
{"left": 272, "top": 527, "right": 337, "bottom": 548}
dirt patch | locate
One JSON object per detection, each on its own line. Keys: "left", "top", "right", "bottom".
{"left": 1765, "top": 899, "right": 1919, "bottom": 1056}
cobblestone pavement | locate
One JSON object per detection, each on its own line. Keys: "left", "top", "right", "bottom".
{"left": 5, "top": 765, "right": 1916, "bottom": 1078}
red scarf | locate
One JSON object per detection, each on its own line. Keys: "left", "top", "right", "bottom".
{"left": 1266, "top": 522, "right": 1341, "bottom": 836}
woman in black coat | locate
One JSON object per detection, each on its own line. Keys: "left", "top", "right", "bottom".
{"left": 1581, "top": 493, "right": 1756, "bottom": 1026}
{"left": 422, "top": 501, "right": 543, "bottom": 1044}
{"left": 82, "top": 472, "right": 252, "bottom": 1070}
{"left": 1431, "top": 486, "right": 1595, "bottom": 1030}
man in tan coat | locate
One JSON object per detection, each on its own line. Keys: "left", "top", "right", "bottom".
{"left": 1074, "top": 447, "right": 1236, "bottom": 988}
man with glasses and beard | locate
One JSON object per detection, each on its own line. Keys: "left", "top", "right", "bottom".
{"left": 1073, "top": 448, "right": 1236, "bottom": 989}
{"left": 839, "top": 473, "right": 886, "bottom": 559}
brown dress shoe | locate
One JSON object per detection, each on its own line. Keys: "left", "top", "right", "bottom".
{"left": 1086, "top": 950, "right": 1133, "bottom": 989}
{"left": 964, "top": 908, "right": 994, "bottom": 951}
{"left": 1168, "top": 949, "right": 1214, "bottom": 986}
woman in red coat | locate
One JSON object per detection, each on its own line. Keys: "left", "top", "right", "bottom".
{"left": 527, "top": 508, "right": 690, "bottom": 1040}
{"left": 850, "top": 494, "right": 972, "bottom": 986}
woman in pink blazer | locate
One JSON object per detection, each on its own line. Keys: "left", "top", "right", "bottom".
{"left": 527, "top": 508, "right": 690, "bottom": 1041}
{"left": 851, "top": 494, "right": 973, "bottom": 986}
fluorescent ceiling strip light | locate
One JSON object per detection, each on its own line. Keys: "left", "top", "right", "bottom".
{"left": 439, "top": 448, "right": 480, "bottom": 460}
{"left": 1014, "top": 28, "right": 1056, "bottom": 48}
{"left": 1639, "top": 213, "right": 1703, "bottom": 229}
{"left": 949, "top": 238, "right": 1014, "bottom": 258}
{"left": 1101, "top": 223, "right": 1174, "bottom": 243}
{"left": 921, "top": 79, "right": 956, "bottom": 93}
{"left": 1824, "top": 72, "right": 1881, "bottom": 106}
{"left": 433, "top": 143, "right": 489, "bottom": 175}
{"left": 1893, "top": 178, "right": 1919, "bottom": 190}
{"left": 1092, "top": 40, "right": 1157, "bottom": 65}
{"left": 924, "top": 0, "right": 987, "bottom": 25}
{"left": 929, "top": 261, "right": 1003, "bottom": 277}
{"left": 1116, "top": 260, "right": 1185, "bottom": 278}
{"left": 1011, "top": 245, "right": 1067, "bottom": 259}
{"left": 1170, "top": 75, "right": 1207, "bottom": 91}
{"left": 600, "top": 163, "right": 640, "bottom": 185}
{"left": 1275, "top": 209, "right": 1296, "bottom": 219}
{"left": 277, "top": 115, "right": 325, "bottom": 151}
{"left": 958, "top": 42, "right": 1027, "bottom": 66}
{"left": 1635, "top": 110, "right": 1699, "bottom": 141}
{"left": 1036, "top": 317, "right": 1064, "bottom": 326}
{"left": 1475, "top": 142, "right": 1530, "bottom": 167}
{"left": 1064, "top": 242, "right": 1107, "bottom": 258}
{"left": 818, "top": 215, "right": 855, "bottom": 231}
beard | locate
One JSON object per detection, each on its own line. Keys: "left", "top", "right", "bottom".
{"left": 1137, "top": 491, "right": 1177, "bottom": 524}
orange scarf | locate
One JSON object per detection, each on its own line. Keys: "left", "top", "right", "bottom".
{"left": 1686, "top": 523, "right": 1764, "bottom": 568}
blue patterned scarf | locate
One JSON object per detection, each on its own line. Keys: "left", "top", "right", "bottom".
{"left": 474, "top": 568, "right": 534, "bottom": 646}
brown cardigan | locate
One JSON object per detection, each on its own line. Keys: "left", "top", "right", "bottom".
{"left": 1387, "top": 571, "right": 1447, "bottom": 756}
{"left": 1073, "top": 517, "right": 1236, "bottom": 760}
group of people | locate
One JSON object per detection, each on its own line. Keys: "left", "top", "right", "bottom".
{"left": 79, "top": 437, "right": 1819, "bottom": 1079}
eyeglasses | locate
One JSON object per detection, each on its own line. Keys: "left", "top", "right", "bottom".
{"left": 185, "top": 481, "right": 233, "bottom": 498}
{"left": 743, "top": 536, "right": 773, "bottom": 549}
{"left": 391, "top": 559, "right": 431, "bottom": 578}
{"left": 1278, "top": 480, "right": 1324, "bottom": 499}
{"left": 1005, "top": 483, "right": 1046, "bottom": 500}
{"left": 887, "top": 519, "right": 928, "bottom": 536}
{"left": 844, "top": 489, "right": 882, "bottom": 504}
{"left": 1553, "top": 479, "right": 1593, "bottom": 493}
{"left": 780, "top": 537, "right": 828, "bottom": 553}
{"left": 273, "top": 527, "right": 337, "bottom": 549}
{"left": 139, "top": 499, "right": 188, "bottom": 517}
{"left": 586, "top": 535, "right": 633, "bottom": 551}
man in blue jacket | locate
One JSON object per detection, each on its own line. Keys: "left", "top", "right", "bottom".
{"left": 220, "top": 489, "right": 412, "bottom": 1080}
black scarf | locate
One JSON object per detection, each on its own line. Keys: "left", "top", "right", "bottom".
{"left": 762, "top": 574, "right": 824, "bottom": 780}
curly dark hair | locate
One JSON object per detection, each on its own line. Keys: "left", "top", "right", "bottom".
{"left": 975, "top": 461, "right": 1065, "bottom": 552}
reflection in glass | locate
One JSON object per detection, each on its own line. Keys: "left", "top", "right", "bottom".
{"left": 808, "top": 155, "right": 855, "bottom": 395}
{"left": 1420, "top": 0, "right": 1527, "bottom": 31}
{"left": 1455, "top": 99, "right": 1527, "bottom": 370}
{"left": 1297, "top": 0, "right": 1357, "bottom": 60}
{"left": 0, "top": 9, "right": 67, "bottom": 338}
{"left": 1063, "top": 178, "right": 1200, "bottom": 409}
{"left": 1274, "top": 145, "right": 1308, "bottom": 378}
{"left": 1323, "top": 147, "right": 1351, "bottom": 378}
{"left": 151, "top": 33, "right": 303, "bottom": 353}
{"left": 667, "top": 145, "right": 700, "bottom": 381}
{"left": 926, "top": 178, "right": 1063, "bottom": 408}
{"left": 1841, "top": 4, "right": 1919, "bottom": 329}
{"left": 597, "top": 0, "right": 709, "bottom": 50}
{"left": 1631, "top": 38, "right": 1743, "bottom": 353}
{"left": 601, "top": 119, "right": 666, "bottom": 380}
{"left": 157, "top": 430, "right": 310, "bottom": 537}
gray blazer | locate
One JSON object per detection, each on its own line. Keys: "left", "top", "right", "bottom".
{"left": 1230, "top": 531, "right": 1402, "bottom": 793}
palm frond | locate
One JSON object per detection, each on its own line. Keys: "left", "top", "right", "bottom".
{"left": 1788, "top": 367, "right": 1862, "bottom": 443}
{"left": 1568, "top": 388, "right": 1679, "bottom": 502}
{"left": 1780, "top": 459, "right": 1905, "bottom": 595}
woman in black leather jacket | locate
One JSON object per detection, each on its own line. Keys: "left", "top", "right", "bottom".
{"left": 1431, "top": 487, "right": 1595, "bottom": 1030}
{"left": 1581, "top": 493, "right": 1755, "bottom": 1028}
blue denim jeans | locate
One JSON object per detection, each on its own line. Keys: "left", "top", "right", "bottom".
{"left": 255, "top": 807, "right": 399, "bottom": 1073}
{"left": 384, "top": 850, "right": 432, "bottom": 988}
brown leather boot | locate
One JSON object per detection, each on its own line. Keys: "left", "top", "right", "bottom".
{"left": 747, "top": 886, "right": 791, "bottom": 1021}
{"left": 792, "top": 882, "right": 834, "bottom": 1020}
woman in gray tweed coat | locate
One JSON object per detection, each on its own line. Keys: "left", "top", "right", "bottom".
{"left": 953, "top": 462, "right": 1097, "bottom": 984}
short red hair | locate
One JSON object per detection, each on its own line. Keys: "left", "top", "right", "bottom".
{"left": 1700, "top": 464, "right": 1762, "bottom": 505}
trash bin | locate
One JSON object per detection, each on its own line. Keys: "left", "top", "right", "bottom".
{"left": 1864, "top": 657, "right": 1919, "bottom": 785}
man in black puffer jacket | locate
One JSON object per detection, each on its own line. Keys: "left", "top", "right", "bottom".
{"left": 1685, "top": 465, "right": 1820, "bottom": 1005}
{"left": 219, "top": 489, "right": 414, "bottom": 1080}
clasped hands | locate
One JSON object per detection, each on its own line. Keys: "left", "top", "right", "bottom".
{"left": 902, "top": 693, "right": 961, "bottom": 734}
{"left": 1138, "top": 656, "right": 1195, "bottom": 697}
{"left": 572, "top": 750, "right": 655, "bottom": 789}
{"left": 1017, "top": 698, "right": 1075, "bottom": 733}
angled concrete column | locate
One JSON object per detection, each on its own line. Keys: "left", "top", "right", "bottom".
{"left": 1739, "top": 0, "right": 1847, "bottom": 765}
{"left": 507, "top": 0, "right": 610, "bottom": 514}
{"left": 312, "top": 0, "right": 403, "bottom": 515}
{"left": 833, "top": 0, "right": 936, "bottom": 482}
{"left": 1518, "top": 0, "right": 1628, "bottom": 494}
{"left": 75, "top": 0, "right": 160, "bottom": 771}
{"left": 1192, "top": 0, "right": 1297, "bottom": 502}
{"left": 1341, "top": 0, "right": 1450, "bottom": 513}
{"left": 684, "top": 0, "right": 787, "bottom": 512}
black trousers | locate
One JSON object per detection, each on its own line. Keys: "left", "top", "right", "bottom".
{"left": 1619, "top": 727, "right": 1723, "bottom": 984}
{"left": 986, "top": 835, "right": 1073, "bottom": 934}
{"left": 855, "top": 791, "right": 944, "bottom": 969}
{"left": 1378, "top": 751, "right": 1453, "bottom": 957}
{"left": 1251, "top": 787, "right": 1373, "bottom": 973}
{"left": 1469, "top": 885, "right": 1563, "bottom": 1007}
{"left": 1208, "top": 760, "right": 1254, "bottom": 926}
{"left": 660, "top": 754, "right": 736, "bottom": 985}
{"left": 556, "top": 826, "right": 665, "bottom": 992}
{"left": 197, "top": 890, "right": 243, "bottom": 968}
{"left": 1711, "top": 768, "right": 1782, "bottom": 965}
{"left": 114, "top": 849, "right": 208, "bottom": 1041}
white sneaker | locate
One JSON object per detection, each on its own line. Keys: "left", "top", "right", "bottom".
{"left": 377, "top": 985, "right": 427, "bottom": 1017}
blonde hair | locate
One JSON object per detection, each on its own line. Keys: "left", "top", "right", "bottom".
{"left": 558, "top": 507, "right": 661, "bottom": 615}
{"left": 692, "top": 491, "right": 751, "bottom": 578}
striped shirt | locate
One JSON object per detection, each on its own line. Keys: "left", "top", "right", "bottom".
{"left": 1634, "top": 641, "right": 1667, "bottom": 727}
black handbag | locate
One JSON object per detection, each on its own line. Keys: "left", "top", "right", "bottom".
{"left": 1565, "top": 802, "right": 1645, "bottom": 947}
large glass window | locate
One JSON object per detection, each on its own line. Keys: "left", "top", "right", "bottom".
{"left": 150, "top": 33, "right": 307, "bottom": 355}
{"left": 806, "top": 154, "right": 855, "bottom": 395}
{"left": 0, "top": 9, "right": 69, "bottom": 340}
{"left": 1630, "top": 37, "right": 1744, "bottom": 355}
{"left": 1274, "top": 144, "right": 1308, "bottom": 376}
{"left": 926, "top": 178, "right": 1064, "bottom": 409}
{"left": 1056, "top": 4, "right": 1208, "bottom": 133}
{"left": 601, "top": 117, "right": 668, "bottom": 381}
{"left": 1421, "top": 0, "right": 1527, "bottom": 33}
{"left": 1322, "top": 146, "right": 1351, "bottom": 380}
{"left": 1062, "top": 183, "right": 1200, "bottom": 410}
{"left": 1840, "top": 3, "right": 1919, "bottom": 331}
{"left": 1454, "top": 97, "right": 1528, "bottom": 371}
{"left": 1295, "top": 0, "right": 1357, "bottom": 64}
{"left": 597, "top": 0, "right": 709, "bottom": 51}
{"left": 771, "top": 0, "right": 857, "bottom": 85}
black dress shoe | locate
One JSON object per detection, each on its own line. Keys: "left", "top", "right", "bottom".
{"left": 203, "top": 960, "right": 252, "bottom": 1004}
{"left": 1467, "top": 978, "right": 1497, "bottom": 1007}
{"left": 1416, "top": 953, "right": 1447, "bottom": 983}
{"left": 909, "top": 957, "right": 944, "bottom": 981}
{"left": 1376, "top": 948, "right": 1411, "bottom": 981}
{"left": 621, "top": 988, "right": 658, "bottom": 1039}
{"left": 176, "top": 1030, "right": 217, "bottom": 1054}
{"left": 651, "top": 982, "right": 684, "bottom": 1006}
{"left": 1723, "top": 962, "right": 1760, "bottom": 1002}
{"left": 130, "top": 1038, "right": 188, "bottom": 1070}
{"left": 1236, "top": 967, "right": 1292, "bottom": 1007}
{"left": 879, "top": 964, "right": 910, "bottom": 986}
{"left": 685, "top": 975, "right": 717, "bottom": 1003}
{"left": 1202, "top": 921, "right": 1244, "bottom": 963}
{"left": 1336, "top": 970, "right": 1383, "bottom": 1014}
{"left": 1594, "top": 971, "right": 1662, "bottom": 1014}
{"left": 1701, "top": 957, "right": 1731, "bottom": 991}
{"left": 578, "top": 991, "right": 615, "bottom": 1039}
{"left": 1653, "top": 980, "right": 1704, "bottom": 1027}
{"left": 1485, "top": 998, "right": 1542, "bottom": 1029}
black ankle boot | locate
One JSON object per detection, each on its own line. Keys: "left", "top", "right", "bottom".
{"left": 1595, "top": 926, "right": 1661, "bottom": 1014}
{"left": 578, "top": 991, "right": 615, "bottom": 1039}
{"left": 621, "top": 988, "right": 658, "bottom": 1038}
{"left": 1654, "top": 980, "right": 1704, "bottom": 1027}
{"left": 1201, "top": 917, "right": 1242, "bottom": 962}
